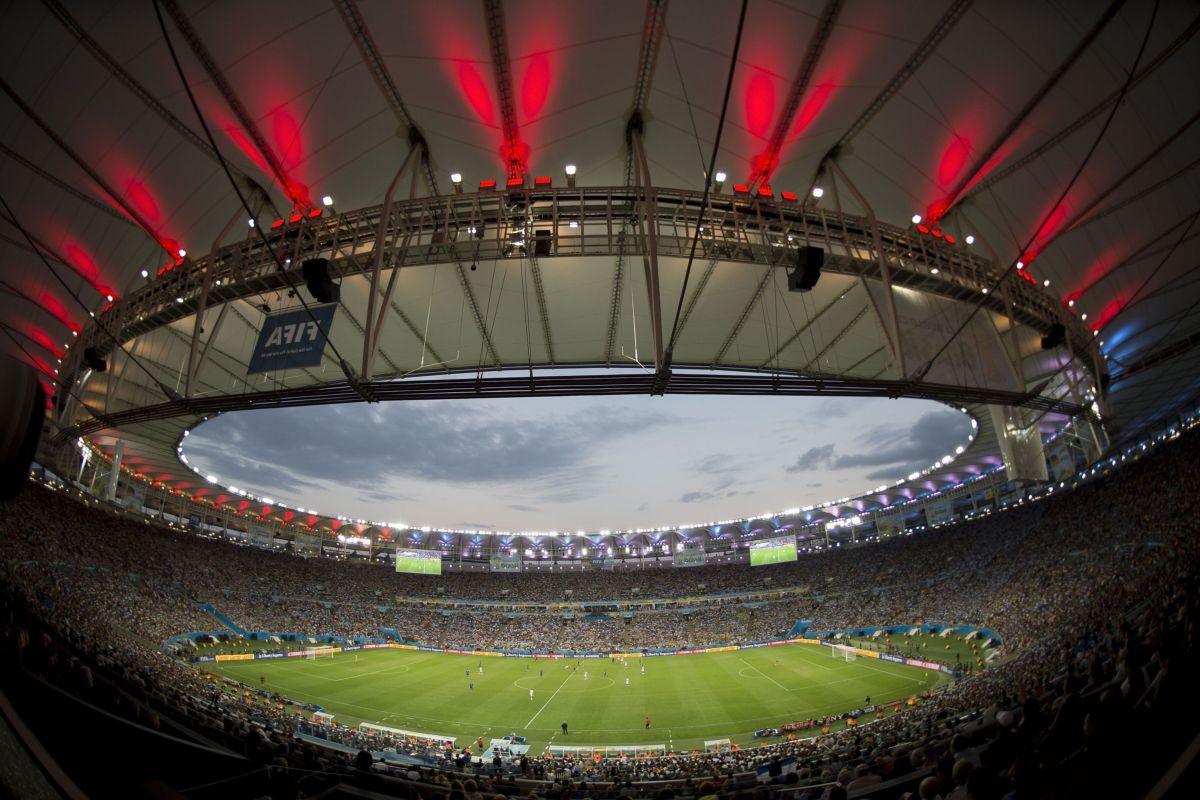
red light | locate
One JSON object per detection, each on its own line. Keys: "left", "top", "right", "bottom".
{"left": 917, "top": 224, "right": 930, "bottom": 234}
{"left": 733, "top": 184, "right": 750, "bottom": 195}
{"left": 307, "top": 208, "right": 322, "bottom": 218}
{"left": 944, "top": 235, "right": 956, "bottom": 244}
{"left": 271, "top": 219, "right": 284, "bottom": 229}
{"left": 780, "top": 191, "right": 798, "bottom": 202}
{"left": 534, "top": 176, "right": 552, "bottom": 186}
{"left": 288, "top": 213, "right": 302, "bottom": 224}
{"left": 757, "top": 185, "right": 773, "bottom": 198}
{"left": 479, "top": 179, "right": 496, "bottom": 190}
{"left": 507, "top": 177, "right": 524, "bottom": 187}
{"left": 931, "top": 229, "right": 943, "bottom": 239}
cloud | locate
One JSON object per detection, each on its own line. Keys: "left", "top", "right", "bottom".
{"left": 181, "top": 436, "right": 319, "bottom": 494}
{"left": 785, "top": 411, "right": 971, "bottom": 478}
{"left": 508, "top": 504, "right": 540, "bottom": 512}
{"left": 680, "top": 477, "right": 738, "bottom": 504}
{"left": 184, "top": 401, "right": 675, "bottom": 499}
{"left": 356, "top": 487, "right": 412, "bottom": 504}
{"left": 816, "top": 398, "right": 851, "bottom": 418}
{"left": 786, "top": 443, "right": 836, "bottom": 472}
{"left": 455, "top": 522, "right": 495, "bottom": 530}
{"left": 692, "top": 453, "right": 738, "bottom": 475}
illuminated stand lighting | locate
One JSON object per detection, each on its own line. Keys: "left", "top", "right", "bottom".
{"left": 911, "top": 214, "right": 922, "bottom": 225}
{"left": 322, "top": 195, "right": 334, "bottom": 207}
{"left": 811, "top": 186, "right": 825, "bottom": 199}
{"left": 564, "top": 163, "right": 577, "bottom": 188}
{"left": 713, "top": 171, "right": 727, "bottom": 192}
{"left": 450, "top": 173, "right": 463, "bottom": 194}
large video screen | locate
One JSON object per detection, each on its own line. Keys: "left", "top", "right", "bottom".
{"left": 395, "top": 548, "right": 442, "bottom": 575}
{"left": 749, "top": 535, "right": 797, "bottom": 567}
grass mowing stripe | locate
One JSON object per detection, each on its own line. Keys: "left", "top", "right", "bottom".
{"left": 203, "top": 646, "right": 948, "bottom": 750}
{"left": 525, "top": 666, "right": 576, "bottom": 728}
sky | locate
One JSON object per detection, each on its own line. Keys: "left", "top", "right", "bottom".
{"left": 182, "top": 395, "right": 974, "bottom": 532}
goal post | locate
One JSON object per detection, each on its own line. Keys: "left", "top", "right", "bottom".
{"left": 831, "top": 644, "right": 857, "bottom": 662}
{"left": 306, "top": 646, "right": 339, "bottom": 660}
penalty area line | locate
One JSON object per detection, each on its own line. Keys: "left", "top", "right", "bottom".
{"left": 526, "top": 669, "right": 575, "bottom": 728}
{"left": 737, "top": 657, "right": 791, "bottom": 692}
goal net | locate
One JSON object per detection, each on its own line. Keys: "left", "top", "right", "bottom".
{"left": 831, "top": 644, "right": 857, "bottom": 662}
{"left": 306, "top": 646, "right": 339, "bottom": 660}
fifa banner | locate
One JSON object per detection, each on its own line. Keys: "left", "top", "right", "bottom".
{"left": 1047, "top": 437, "right": 1074, "bottom": 481}
{"left": 489, "top": 553, "right": 522, "bottom": 572}
{"left": 249, "top": 522, "right": 274, "bottom": 548}
{"left": 923, "top": 496, "right": 954, "bottom": 525}
{"left": 673, "top": 547, "right": 706, "bottom": 568}
{"left": 874, "top": 512, "right": 905, "bottom": 539}
{"left": 247, "top": 303, "right": 337, "bottom": 374}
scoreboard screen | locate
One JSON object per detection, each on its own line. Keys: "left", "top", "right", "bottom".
{"left": 395, "top": 548, "right": 442, "bottom": 575}
{"left": 749, "top": 536, "right": 797, "bottom": 567}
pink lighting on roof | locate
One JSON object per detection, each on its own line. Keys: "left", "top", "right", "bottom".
{"left": 520, "top": 52, "right": 552, "bottom": 121}
{"left": 744, "top": 69, "right": 776, "bottom": 140}
{"left": 456, "top": 61, "right": 496, "bottom": 127}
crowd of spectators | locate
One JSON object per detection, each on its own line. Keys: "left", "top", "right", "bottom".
{"left": 1, "top": 426, "right": 1198, "bottom": 798}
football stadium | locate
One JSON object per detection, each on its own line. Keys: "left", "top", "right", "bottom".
{"left": 1, "top": 2, "right": 1199, "bottom": 798}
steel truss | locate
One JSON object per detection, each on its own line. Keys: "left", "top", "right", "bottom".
{"left": 60, "top": 184, "right": 1099, "bottom": 436}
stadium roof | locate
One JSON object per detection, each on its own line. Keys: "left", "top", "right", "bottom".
{"left": 2, "top": 0, "right": 1198, "bottom": 531}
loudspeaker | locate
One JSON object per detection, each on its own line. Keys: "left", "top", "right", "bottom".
{"left": 0, "top": 356, "right": 45, "bottom": 499}
{"left": 787, "top": 246, "right": 824, "bottom": 292}
{"left": 301, "top": 258, "right": 340, "bottom": 304}
{"left": 1041, "top": 323, "right": 1066, "bottom": 350}
{"left": 534, "top": 229, "right": 551, "bottom": 256}
{"left": 83, "top": 346, "right": 107, "bottom": 372}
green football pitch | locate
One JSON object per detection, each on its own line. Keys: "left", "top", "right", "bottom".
{"left": 201, "top": 645, "right": 950, "bottom": 752}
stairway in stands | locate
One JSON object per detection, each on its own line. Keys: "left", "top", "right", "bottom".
{"left": 195, "top": 603, "right": 247, "bottom": 637}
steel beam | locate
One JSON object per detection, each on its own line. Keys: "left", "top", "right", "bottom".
{"left": 161, "top": 0, "right": 306, "bottom": 207}
{"left": 0, "top": 77, "right": 171, "bottom": 257}
{"left": 631, "top": 132, "right": 665, "bottom": 370}
{"left": 0, "top": 142, "right": 134, "bottom": 225}
{"left": 606, "top": 0, "right": 669, "bottom": 363}
{"left": 819, "top": 0, "right": 971, "bottom": 171}
{"left": 483, "top": 0, "right": 525, "bottom": 179}
{"left": 1056, "top": 109, "right": 1200, "bottom": 238}
{"left": 961, "top": 13, "right": 1200, "bottom": 201}
{"left": 333, "top": 0, "right": 441, "bottom": 195}
{"left": 940, "top": 0, "right": 1127, "bottom": 218}
{"left": 59, "top": 368, "right": 1087, "bottom": 439}
{"left": 751, "top": 0, "right": 843, "bottom": 189}
{"left": 829, "top": 162, "right": 905, "bottom": 375}
{"left": 41, "top": 0, "right": 270, "bottom": 208}
{"left": 362, "top": 147, "right": 420, "bottom": 378}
